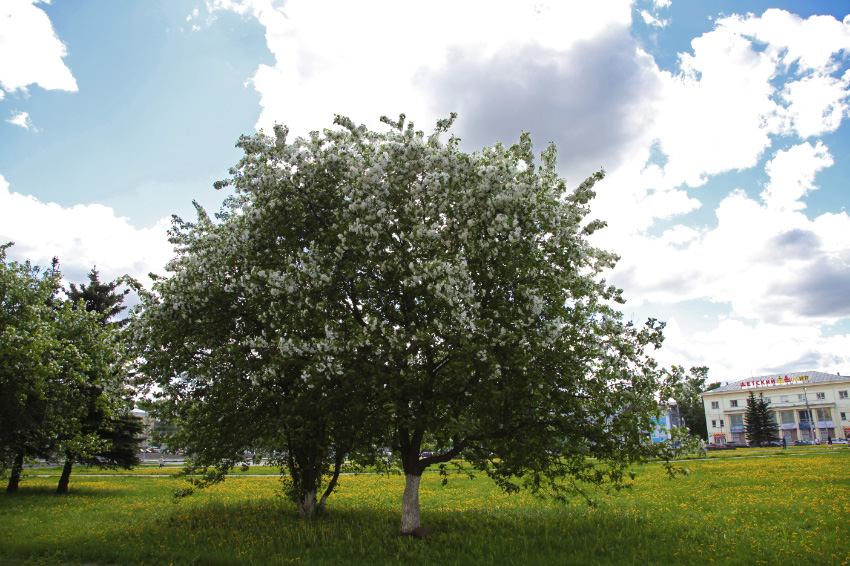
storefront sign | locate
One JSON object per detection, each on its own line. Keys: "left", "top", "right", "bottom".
{"left": 780, "top": 423, "right": 796, "bottom": 430}
{"left": 740, "top": 375, "right": 809, "bottom": 389}
{"left": 730, "top": 425, "right": 746, "bottom": 432}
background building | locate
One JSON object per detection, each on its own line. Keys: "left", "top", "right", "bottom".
{"left": 700, "top": 371, "right": 850, "bottom": 444}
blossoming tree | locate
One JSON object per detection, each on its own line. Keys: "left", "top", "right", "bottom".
{"left": 132, "top": 114, "right": 672, "bottom": 530}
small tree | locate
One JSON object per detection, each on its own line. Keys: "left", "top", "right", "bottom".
{"left": 129, "top": 211, "right": 375, "bottom": 517}
{"left": 132, "top": 114, "right": 676, "bottom": 531}
{"left": 0, "top": 246, "right": 103, "bottom": 493}
{"left": 670, "top": 366, "right": 710, "bottom": 441}
{"left": 55, "top": 268, "right": 136, "bottom": 494}
{"left": 744, "top": 392, "right": 778, "bottom": 446}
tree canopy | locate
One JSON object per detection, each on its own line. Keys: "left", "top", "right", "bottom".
{"left": 131, "top": 114, "right": 675, "bottom": 532}
{"left": 0, "top": 246, "right": 137, "bottom": 493}
{"left": 670, "top": 366, "right": 710, "bottom": 441}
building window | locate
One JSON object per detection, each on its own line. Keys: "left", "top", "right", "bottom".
{"left": 816, "top": 408, "right": 831, "bottom": 422}
{"left": 780, "top": 411, "right": 795, "bottom": 424}
{"left": 712, "top": 420, "right": 717, "bottom": 428}
{"left": 780, "top": 395, "right": 789, "bottom": 403}
{"left": 764, "top": 397, "right": 771, "bottom": 404}
{"left": 799, "top": 410, "right": 812, "bottom": 423}
{"left": 730, "top": 400, "right": 739, "bottom": 408}
{"left": 710, "top": 401, "right": 719, "bottom": 410}
{"left": 798, "top": 394, "right": 805, "bottom": 401}
{"left": 816, "top": 392, "right": 825, "bottom": 400}
{"left": 839, "top": 390, "right": 848, "bottom": 399}
{"left": 842, "top": 412, "right": 847, "bottom": 421}
{"left": 730, "top": 414, "right": 744, "bottom": 426}
{"left": 720, "top": 420, "right": 724, "bottom": 427}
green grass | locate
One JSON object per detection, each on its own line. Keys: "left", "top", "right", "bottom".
{"left": 2, "top": 448, "right": 848, "bottom": 565}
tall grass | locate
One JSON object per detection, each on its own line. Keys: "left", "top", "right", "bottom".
{"left": 1, "top": 449, "right": 847, "bottom": 565}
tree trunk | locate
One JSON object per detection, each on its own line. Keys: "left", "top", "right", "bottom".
{"left": 400, "top": 474, "right": 422, "bottom": 534}
{"left": 56, "top": 459, "right": 74, "bottom": 494}
{"left": 6, "top": 451, "right": 24, "bottom": 494}
{"left": 317, "top": 451, "right": 344, "bottom": 511}
{"left": 297, "top": 490, "right": 317, "bottom": 518}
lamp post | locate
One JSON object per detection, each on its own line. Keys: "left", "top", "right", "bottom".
{"left": 803, "top": 386, "right": 818, "bottom": 443}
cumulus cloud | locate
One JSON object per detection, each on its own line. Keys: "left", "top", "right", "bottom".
{"left": 208, "top": 0, "right": 633, "bottom": 139}
{"left": 645, "top": 10, "right": 850, "bottom": 189}
{"left": 656, "top": 317, "right": 850, "bottom": 378}
{"left": 781, "top": 73, "right": 850, "bottom": 138}
{"left": 650, "top": 23, "right": 782, "bottom": 187}
{"left": 761, "top": 141, "right": 833, "bottom": 211}
{"left": 610, "top": 179, "right": 850, "bottom": 328}
{"left": 721, "top": 9, "right": 850, "bottom": 73}
{"left": 589, "top": 9, "right": 850, "bottom": 379}
{"left": 425, "top": 33, "right": 662, "bottom": 184}
{"left": 0, "top": 175, "right": 172, "bottom": 289}
{"left": 0, "top": 0, "right": 78, "bottom": 94}
{"left": 6, "top": 110, "right": 35, "bottom": 130}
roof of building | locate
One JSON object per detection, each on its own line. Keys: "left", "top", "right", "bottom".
{"left": 701, "top": 370, "right": 848, "bottom": 396}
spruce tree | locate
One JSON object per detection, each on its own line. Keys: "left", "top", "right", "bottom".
{"left": 56, "top": 268, "right": 138, "bottom": 493}
{"left": 67, "top": 267, "right": 130, "bottom": 327}
{"left": 744, "top": 392, "right": 779, "bottom": 446}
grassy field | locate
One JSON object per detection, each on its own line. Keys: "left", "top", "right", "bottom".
{"left": 1, "top": 448, "right": 847, "bottom": 565}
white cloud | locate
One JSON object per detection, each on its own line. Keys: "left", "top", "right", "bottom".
{"left": 656, "top": 318, "right": 850, "bottom": 378}
{"left": 650, "top": 24, "right": 782, "bottom": 188}
{"left": 0, "top": 174, "right": 172, "bottom": 289}
{"left": 642, "top": 10, "right": 850, "bottom": 191}
{"left": 0, "top": 0, "right": 78, "bottom": 93}
{"left": 209, "top": 0, "right": 633, "bottom": 136}
{"left": 761, "top": 141, "right": 833, "bottom": 212}
{"left": 781, "top": 73, "right": 850, "bottom": 138}
{"left": 595, "top": 10, "right": 850, "bottom": 340}
{"left": 640, "top": 10, "right": 669, "bottom": 28}
{"left": 611, "top": 183, "right": 850, "bottom": 327}
{"left": 722, "top": 9, "right": 850, "bottom": 73}
{"left": 6, "top": 110, "right": 34, "bottom": 130}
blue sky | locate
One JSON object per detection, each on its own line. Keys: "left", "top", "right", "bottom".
{"left": 1, "top": 0, "right": 849, "bottom": 380}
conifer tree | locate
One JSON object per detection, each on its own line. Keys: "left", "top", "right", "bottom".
{"left": 67, "top": 267, "right": 130, "bottom": 327}
{"left": 744, "top": 391, "right": 779, "bottom": 446}
{"left": 55, "top": 267, "right": 138, "bottom": 494}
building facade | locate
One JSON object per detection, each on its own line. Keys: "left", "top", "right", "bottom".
{"left": 700, "top": 371, "right": 850, "bottom": 445}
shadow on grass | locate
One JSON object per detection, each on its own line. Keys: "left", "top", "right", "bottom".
{"left": 1, "top": 484, "right": 130, "bottom": 500}
{"left": 0, "top": 495, "right": 711, "bottom": 566}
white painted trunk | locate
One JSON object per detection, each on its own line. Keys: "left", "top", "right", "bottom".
{"left": 298, "top": 490, "right": 317, "bottom": 518}
{"left": 400, "top": 474, "right": 421, "bottom": 534}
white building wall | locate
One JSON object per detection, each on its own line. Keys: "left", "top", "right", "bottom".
{"left": 700, "top": 371, "right": 850, "bottom": 444}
